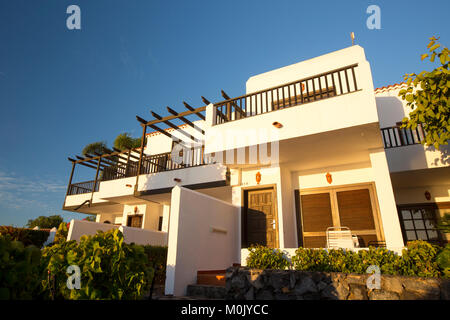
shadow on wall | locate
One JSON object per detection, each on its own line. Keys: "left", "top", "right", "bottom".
{"left": 375, "top": 97, "right": 406, "bottom": 127}
{"left": 427, "top": 144, "right": 450, "bottom": 166}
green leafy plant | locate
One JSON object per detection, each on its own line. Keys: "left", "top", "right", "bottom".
{"left": 26, "top": 215, "right": 64, "bottom": 229}
{"left": 398, "top": 240, "right": 441, "bottom": 278}
{"left": 40, "top": 229, "right": 153, "bottom": 300}
{"left": 82, "top": 141, "right": 108, "bottom": 156}
{"left": 399, "top": 36, "right": 450, "bottom": 150}
{"left": 0, "top": 235, "right": 42, "bottom": 299}
{"left": 436, "top": 244, "right": 450, "bottom": 278}
{"left": 143, "top": 245, "right": 168, "bottom": 285}
{"left": 246, "top": 245, "right": 290, "bottom": 270}
{"left": 53, "top": 222, "right": 68, "bottom": 244}
{"left": 437, "top": 213, "right": 450, "bottom": 234}
{"left": 114, "top": 132, "right": 142, "bottom": 151}
{"left": 0, "top": 226, "right": 49, "bottom": 248}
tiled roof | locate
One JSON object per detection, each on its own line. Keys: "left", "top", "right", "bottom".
{"left": 374, "top": 82, "right": 407, "bottom": 93}
{"left": 146, "top": 124, "right": 189, "bottom": 137}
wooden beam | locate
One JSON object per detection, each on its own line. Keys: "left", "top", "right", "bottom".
{"left": 221, "top": 90, "right": 245, "bottom": 116}
{"left": 151, "top": 110, "right": 197, "bottom": 142}
{"left": 166, "top": 106, "right": 205, "bottom": 135}
{"left": 201, "top": 96, "right": 211, "bottom": 105}
{"left": 183, "top": 102, "right": 205, "bottom": 120}
{"left": 75, "top": 156, "right": 107, "bottom": 169}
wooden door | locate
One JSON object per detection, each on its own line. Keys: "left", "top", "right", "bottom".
{"left": 127, "top": 215, "right": 143, "bottom": 228}
{"left": 245, "top": 188, "right": 278, "bottom": 248}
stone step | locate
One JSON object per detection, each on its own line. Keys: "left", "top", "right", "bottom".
{"left": 186, "top": 284, "right": 226, "bottom": 299}
{"left": 197, "top": 271, "right": 226, "bottom": 287}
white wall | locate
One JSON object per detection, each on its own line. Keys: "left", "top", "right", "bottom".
{"left": 67, "top": 219, "right": 168, "bottom": 246}
{"left": 369, "top": 149, "right": 404, "bottom": 250}
{"left": 165, "top": 186, "right": 240, "bottom": 296}
{"left": 67, "top": 219, "right": 119, "bottom": 241}
{"left": 119, "top": 226, "right": 167, "bottom": 246}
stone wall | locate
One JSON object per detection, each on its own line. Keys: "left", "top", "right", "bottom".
{"left": 225, "top": 267, "right": 450, "bottom": 300}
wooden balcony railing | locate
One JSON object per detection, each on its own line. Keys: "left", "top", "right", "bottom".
{"left": 213, "top": 64, "right": 359, "bottom": 125}
{"left": 67, "top": 180, "right": 99, "bottom": 195}
{"left": 381, "top": 124, "right": 426, "bottom": 148}
{"left": 67, "top": 147, "right": 209, "bottom": 195}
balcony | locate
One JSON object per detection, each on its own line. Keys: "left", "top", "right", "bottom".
{"left": 213, "top": 64, "right": 359, "bottom": 125}
{"left": 66, "top": 147, "right": 208, "bottom": 196}
{"left": 381, "top": 124, "right": 426, "bottom": 149}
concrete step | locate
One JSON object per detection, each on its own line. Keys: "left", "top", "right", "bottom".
{"left": 186, "top": 284, "right": 226, "bottom": 299}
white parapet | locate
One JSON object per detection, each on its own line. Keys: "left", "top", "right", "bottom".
{"left": 67, "top": 219, "right": 168, "bottom": 246}
{"left": 164, "top": 186, "right": 240, "bottom": 296}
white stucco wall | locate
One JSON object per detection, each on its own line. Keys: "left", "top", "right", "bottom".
{"left": 165, "top": 186, "right": 240, "bottom": 296}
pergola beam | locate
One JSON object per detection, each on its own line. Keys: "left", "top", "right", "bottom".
{"left": 221, "top": 90, "right": 245, "bottom": 116}
{"left": 150, "top": 110, "right": 197, "bottom": 142}
{"left": 183, "top": 102, "right": 205, "bottom": 120}
{"left": 166, "top": 106, "right": 205, "bottom": 135}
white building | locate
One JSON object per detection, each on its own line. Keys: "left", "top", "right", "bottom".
{"left": 63, "top": 45, "right": 450, "bottom": 296}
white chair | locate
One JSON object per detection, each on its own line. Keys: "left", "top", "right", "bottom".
{"left": 326, "top": 226, "right": 355, "bottom": 249}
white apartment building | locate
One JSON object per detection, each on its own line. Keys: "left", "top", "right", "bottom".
{"left": 63, "top": 45, "right": 450, "bottom": 296}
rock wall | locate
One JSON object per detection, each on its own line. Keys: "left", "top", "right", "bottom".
{"left": 225, "top": 267, "right": 450, "bottom": 300}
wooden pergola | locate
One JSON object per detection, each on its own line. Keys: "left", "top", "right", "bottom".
{"left": 65, "top": 90, "right": 236, "bottom": 208}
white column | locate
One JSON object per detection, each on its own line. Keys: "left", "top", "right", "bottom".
{"left": 369, "top": 148, "right": 404, "bottom": 250}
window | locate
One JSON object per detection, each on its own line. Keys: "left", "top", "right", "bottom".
{"left": 297, "top": 183, "right": 384, "bottom": 248}
{"left": 398, "top": 204, "right": 442, "bottom": 245}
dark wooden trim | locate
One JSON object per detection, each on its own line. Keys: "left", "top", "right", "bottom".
{"left": 134, "top": 125, "right": 147, "bottom": 194}
{"left": 66, "top": 162, "right": 76, "bottom": 197}
{"left": 294, "top": 189, "right": 303, "bottom": 247}
{"left": 136, "top": 179, "right": 228, "bottom": 196}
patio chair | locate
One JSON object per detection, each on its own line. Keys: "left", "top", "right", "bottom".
{"left": 326, "top": 226, "right": 355, "bottom": 249}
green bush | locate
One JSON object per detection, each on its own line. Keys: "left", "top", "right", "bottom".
{"left": 40, "top": 229, "right": 153, "bottom": 300}
{"left": 260, "top": 241, "right": 444, "bottom": 278}
{"left": 246, "top": 245, "right": 290, "bottom": 270}
{"left": 143, "top": 245, "right": 167, "bottom": 285}
{"left": 436, "top": 244, "right": 450, "bottom": 278}
{"left": 0, "top": 234, "right": 42, "bottom": 299}
{"left": 398, "top": 240, "right": 441, "bottom": 278}
{"left": 0, "top": 226, "right": 49, "bottom": 248}
{"left": 53, "top": 222, "right": 68, "bottom": 244}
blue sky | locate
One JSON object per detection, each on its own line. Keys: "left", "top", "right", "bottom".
{"left": 0, "top": 0, "right": 448, "bottom": 226}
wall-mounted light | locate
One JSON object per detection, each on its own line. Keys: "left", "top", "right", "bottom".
{"left": 134, "top": 206, "right": 138, "bottom": 213}
{"left": 174, "top": 178, "right": 181, "bottom": 183}
{"left": 272, "top": 121, "right": 283, "bottom": 129}
{"left": 425, "top": 191, "right": 431, "bottom": 201}
{"left": 326, "top": 172, "right": 332, "bottom": 184}
{"left": 125, "top": 184, "right": 132, "bottom": 188}
{"left": 256, "top": 172, "right": 261, "bottom": 185}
